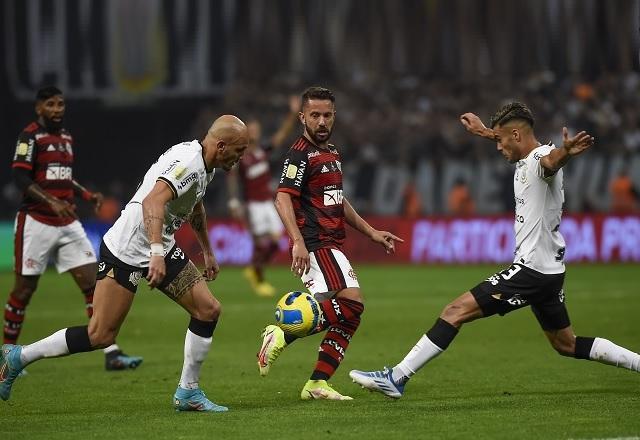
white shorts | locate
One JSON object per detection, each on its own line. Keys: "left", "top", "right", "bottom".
{"left": 14, "top": 212, "right": 97, "bottom": 276}
{"left": 247, "top": 200, "right": 283, "bottom": 237}
{"left": 301, "top": 248, "right": 360, "bottom": 300}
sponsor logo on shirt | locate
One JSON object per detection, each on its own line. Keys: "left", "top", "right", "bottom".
{"left": 294, "top": 160, "right": 306, "bottom": 186}
{"left": 162, "top": 160, "right": 180, "bottom": 176}
{"left": 14, "top": 139, "right": 34, "bottom": 162}
{"left": 177, "top": 172, "right": 198, "bottom": 190}
{"left": 16, "top": 142, "right": 28, "bottom": 155}
{"left": 286, "top": 164, "right": 298, "bottom": 179}
{"left": 173, "top": 165, "right": 187, "bottom": 179}
{"left": 323, "top": 189, "right": 343, "bottom": 206}
{"left": 46, "top": 164, "right": 73, "bottom": 180}
{"left": 307, "top": 150, "right": 320, "bottom": 158}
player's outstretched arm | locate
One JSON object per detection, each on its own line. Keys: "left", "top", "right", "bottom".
{"left": 190, "top": 200, "right": 219, "bottom": 281}
{"left": 460, "top": 113, "right": 499, "bottom": 141}
{"left": 343, "top": 197, "right": 404, "bottom": 254}
{"left": 72, "top": 179, "right": 104, "bottom": 213}
{"left": 274, "top": 191, "right": 310, "bottom": 277}
{"left": 142, "top": 181, "right": 174, "bottom": 288}
{"left": 540, "top": 127, "right": 595, "bottom": 176}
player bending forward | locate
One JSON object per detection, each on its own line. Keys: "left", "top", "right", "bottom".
{"left": 1, "top": 115, "right": 248, "bottom": 412}
{"left": 350, "top": 102, "right": 640, "bottom": 398}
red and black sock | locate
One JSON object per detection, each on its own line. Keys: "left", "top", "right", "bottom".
{"left": 309, "top": 298, "right": 364, "bottom": 380}
{"left": 311, "top": 318, "right": 362, "bottom": 380}
{"left": 312, "top": 297, "right": 364, "bottom": 333}
{"left": 82, "top": 285, "right": 95, "bottom": 318}
{"left": 3, "top": 294, "right": 27, "bottom": 344}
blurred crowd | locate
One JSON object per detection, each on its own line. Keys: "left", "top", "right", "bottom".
{"left": 195, "top": 71, "right": 640, "bottom": 216}
{"left": 2, "top": 0, "right": 639, "bottom": 219}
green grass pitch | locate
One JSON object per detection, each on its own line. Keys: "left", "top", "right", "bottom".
{"left": 1, "top": 264, "right": 639, "bottom": 439}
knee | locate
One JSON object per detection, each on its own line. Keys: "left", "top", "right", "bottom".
{"left": 87, "top": 323, "right": 116, "bottom": 349}
{"left": 193, "top": 296, "right": 221, "bottom": 322}
{"left": 550, "top": 335, "right": 576, "bottom": 357}
{"left": 439, "top": 302, "right": 465, "bottom": 327}
{"left": 338, "top": 288, "right": 363, "bottom": 304}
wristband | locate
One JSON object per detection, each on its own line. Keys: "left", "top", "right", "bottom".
{"left": 150, "top": 243, "right": 164, "bottom": 257}
{"left": 81, "top": 190, "right": 93, "bottom": 201}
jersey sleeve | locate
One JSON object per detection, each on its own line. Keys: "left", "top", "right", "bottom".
{"left": 12, "top": 131, "right": 36, "bottom": 171}
{"left": 277, "top": 147, "right": 309, "bottom": 196}
{"left": 532, "top": 145, "right": 555, "bottom": 180}
{"left": 156, "top": 155, "right": 201, "bottom": 199}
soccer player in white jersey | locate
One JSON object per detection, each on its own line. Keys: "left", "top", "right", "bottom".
{"left": 350, "top": 102, "right": 640, "bottom": 398}
{"left": 0, "top": 115, "right": 249, "bottom": 412}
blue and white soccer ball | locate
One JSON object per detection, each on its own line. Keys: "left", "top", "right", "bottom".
{"left": 274, "top": 291, "right": 322, "bottom": 337}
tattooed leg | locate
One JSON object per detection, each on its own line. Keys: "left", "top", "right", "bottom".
{"left": 161, "top": 261, "right": 204, "bottom": 301}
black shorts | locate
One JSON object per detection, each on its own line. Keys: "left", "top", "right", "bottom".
{"left": 96, "top": 241, "right": 190, "bottom": 293}
{"left": 470, "top": 263, "right": 570, "bottom": 331}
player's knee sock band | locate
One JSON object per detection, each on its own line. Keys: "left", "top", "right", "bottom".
{"left": 188, "top": 317, "right": 217, "bottom": 338}
{"left": 81, "top": 285, "right": 95, "bottom": 318}
{"left": 317, "top": 297, "right": 364, "bottom": 330}
{"left": 426, "top": 318, "right": 459, "bottom": 350}
{"left": 574, "top": 336, "right": 595, "bottom": 360}
{"left": 4, "top": 294, "right": 27, "bottom": 344}
{"left": 65, "top": 325, "right": 92, "bottom": 353}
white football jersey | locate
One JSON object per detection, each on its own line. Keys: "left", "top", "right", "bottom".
{"left": 512, "top": 144, "right": 566, "bottom": 274}
{"left": 103, "top": 140, "right": 215, "bottom": 267}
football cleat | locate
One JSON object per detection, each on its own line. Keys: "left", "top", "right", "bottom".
{"left": 257, "top": 325, "right": 287, "bottom": 376}
{"left": 105, "top": 350, "right": 143, "bottom": 371}
{"left": 173, "top": 387, "right": 228, "bottom": 412}
{"left": 300, "top": 380, "right": 353, "bottom": 401}
{"left": 255, "top": 282, "right": 276, "bottom": 298}
{"left": 349, "top": 367, "right": 406, "bottom": 399}
{"left": 0, "top": 344, "right": 25, "bottom": 401}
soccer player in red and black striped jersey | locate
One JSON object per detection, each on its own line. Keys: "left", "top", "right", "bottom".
{"left": 4, "top": 86, "right": 142, "bottom": 371}
{"left": 257, "top": 86, "right": 403, "bottom": 400}
{"left": 226, "top": 96, "right": 301, "bottom": 297}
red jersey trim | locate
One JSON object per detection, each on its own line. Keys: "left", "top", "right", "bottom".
{"left": 12, "top": 163, "right": 33, "bottom": 170}
{"left": 277, "top": 187, "right": 301, "bottom": 197}
{"left": 24, "top": 122, "right": 39, "bottom": 132}
{"left": 292, "top": 138, "right": 308, "bottom": 151}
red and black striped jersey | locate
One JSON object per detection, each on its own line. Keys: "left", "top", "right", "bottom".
{"left": 238, "top": 145, "right": 273, "bottom": 202}
{"left": 277, "top": 136, "right": 345, "bottom": 251}
{"left": 11, "top": 121, "right": 75, "bottom": 226}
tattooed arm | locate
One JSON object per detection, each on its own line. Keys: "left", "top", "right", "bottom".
{"left": 141, "top": 181, "right": 173, "bottom": 288}
{"left": 190, "top": 200, "right": 219, "bottom": 281}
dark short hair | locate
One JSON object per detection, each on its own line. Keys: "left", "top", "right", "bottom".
{"left": 489, "top": 102, "right": 534, "bottom": 129}
{"left": 36, "top": 86, "right": 63, "bottom": 102}
{"left": 302, "top": 86, "right": 335, "bottom": 107}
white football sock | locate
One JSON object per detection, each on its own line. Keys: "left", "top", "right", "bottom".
{"left": 392, "top": 334, "right": 443, "bottom": 382}
{"left": 20, "top": 329, "right": 69, "bottom": 365}
{"left": 103, "top": 344, "right": 120, "bottom": 355}
{"left": 178, "top": 329, "right": 212, "bottom": 390}
{"left": 589, "top": 337, "right": 640, "bottom": 372}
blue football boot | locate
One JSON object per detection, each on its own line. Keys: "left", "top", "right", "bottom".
{"left": 0, "top": 344, "right": 25, "bottom": 401}
{"left": 349, "top": 366, "right": 406, "bottom": 399}
{"left": 105, "top": 350, "right": 143, "bottom": 371}
{"left": 173, "top": 387, "right": 228, "bottom": 412}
